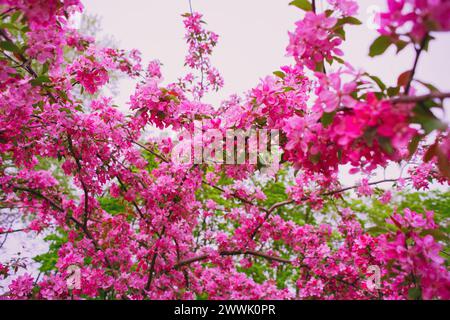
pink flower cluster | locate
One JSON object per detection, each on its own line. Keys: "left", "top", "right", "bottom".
{"left": 283, "top": 91, "right": 417, "bottom": 176}
{"left": 67, "top": 47, "right": 142, "bottom": 95}
{"left": 378, "top": 0, "right": 450, "bottom": 42}
{"left": 182, "top": 12, "right": 223, "bottom": 99}
{"left": 327, "top": 0, "right": 358, "bottom": 16}
{"left": 8, "top": 274, "right": 34, "bottom": 299}
{"left": 379, "top": 209, "right": 450, "bottom": 299}
{"left": 287, "top": 12, "right": 342, "bottom": 70}
{"left": 68, "top": 55, "right": 109, "bottom": 94}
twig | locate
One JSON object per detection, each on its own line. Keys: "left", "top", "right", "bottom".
{"left": 405, "top": 35, "right": 428, "bottom": 94}
{"left": 174, "top": 249, "right": 292, "bottom": 268}
{"left": 391, "top": 92, "right": 450, "bottom": 104}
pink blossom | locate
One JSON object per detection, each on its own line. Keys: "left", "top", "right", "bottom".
{"left": 9, "top": 274, "right": 34, "bottom": 299}
{"left": 287, "top": 12, "right": 341, "bottom": 70}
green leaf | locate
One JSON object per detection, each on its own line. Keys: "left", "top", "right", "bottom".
{"left": 0, "top": 23, "right": 19, "bottom": 31}
{"left": 411, "top": 103, "right": 447, "bottom": 133}
{"left": 322, "top": 9, "right": 333, "bottom": 17}
{"left": 407, "top": 135, "right": 422, "bottom": 157}
{"left": 363, "top": 127, "right": 377, "bottom": 147}
{"left": 366, "top": 73, "right": 386, "bottom": 91}
{"left": 378, "top": 137, "right": 394, "bottom": 154}
{"left": 338, "top": 16, "right": 362, "bottom": 26}
{"left": 334, "top": 27, "right": 346, "bottom": 40}
{"left": 395, "top": 40, "right": 408, "bottom": 53}
{"left": 30, "top": 76, "right": 51, "bottom": 86}
{"left": 310, "top": 153, "right": 321, "bottom": 164}
{"left": 10, "top": 11, "right": 22, "bottom": 23}
{"left": 289, "top": 0, "right": 312, "bottom": 11}
{"left": 366, "top": 226, "right": 389, "bottom": 235}
{"left": 408, "top": 286, "right": 422, "bottom": 300}
{"left": 273, "top": 71, "right": 286, "bottom": 79}
{"left": 98, "top": 197, "right": 126, "bottom": 215}
{"left": 56, "top": 89, "right": 70, "bottom": 102}
{"left": 386, "top": 86, "right": 400, "bottom": 97}
{"left": 333, "top": 56, "right": 345, "bottom": 64}
{"left": 41, "top": 62, "right": 49, "bottom": 76}
{"left": 320, "top": 111, "right": 336, "bottom": 127}
{"left": 421, "top": 229, "right": 449, "bottom": 241}
{"left": 0, "top": 40, "right": 21, "bottom": 53}
{"left": 422, "top": 34, "right": 434, "bottom": 52}
{"left": 59, "top": 107, "right": 72, "bottom": 114}
{"left": 369, "top": 36, "right": 392, "bottom": 57}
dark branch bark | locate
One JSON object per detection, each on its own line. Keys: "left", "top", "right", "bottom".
{"left": 405, "top": 35, "right": 428, "bottom": 94}
{"left": 174, "top": 249, "right": 292, "bottom": 269}
{"left": 391, "top": 92, "right": 450, "bottom": 104}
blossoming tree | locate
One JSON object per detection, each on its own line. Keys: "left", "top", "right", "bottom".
{"left": 0, "top": 0, "right": 449, "bottom": 300}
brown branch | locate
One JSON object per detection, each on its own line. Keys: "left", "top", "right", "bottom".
{"left": 13, "top": 186, "right": 64, "bottom": 212}
{"left": 12, "top": 186, "right": 115, "bottom": 271}
{"left": 405, "top": 35, "right": 428, "bottom": 95}
{"left": 0, "top": 228, "right": 26, "bottom": 235}
{"left": 67, "top": 135, "right": 90, "bottom": 227}
{"left": 145, "top": 248, "right": 159, "bottom": 291}
{"left": 174, "top": 249, "right": 292, "bottom": 269}
{"left": 0, "top": 28, "right": 37, "bottom": 78}
{"left": 391, "top": 92, "right": 450, "bottom": 104}
{"left": 145, "top": 212, "right": 171, "bottom": 291}
{"left": 0, "top": 7, "right": 16, "bottom": 17}
{"left": 132, "top": 140, "right": 169, "bottom": 163}
{"left": 202, "top": 181, "right": 267, "bottom": 212}
{"left": 174, "top": 238, "right": 190, "bottom": 289}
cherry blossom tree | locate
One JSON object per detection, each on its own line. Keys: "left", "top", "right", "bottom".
{"left": 0, "top": 0, "right": 449, "bottom": 300}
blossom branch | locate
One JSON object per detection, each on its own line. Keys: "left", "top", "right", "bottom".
{"left": 0, "top": 228, "right": 26, "bottom": 235}
{"left": 391, "top": 92, "right": 450, "bottom": 104}
{"left": 174, "top": 249, "right": 292, "bottom": 268}
{"left": 67, "top": 135, "right": 90, "bottom": 227}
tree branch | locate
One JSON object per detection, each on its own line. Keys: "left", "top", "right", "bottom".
{"left": 174, "top": 249, "right": 292, "bottom": 269}
{"left": 0, "top": 228, "right": 26, "bottom": 235}
{"left": 405, "top": 35, "right": 428, "bottom": 94}
{"left": 391, "top": 92, "right": 450, "bottom": 104}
